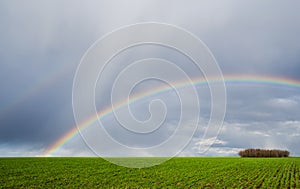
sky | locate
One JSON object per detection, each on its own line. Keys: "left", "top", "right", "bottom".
{"left": 1, "top": 0, "right": 300, "bottom": 157}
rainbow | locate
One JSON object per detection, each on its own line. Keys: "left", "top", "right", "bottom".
{"left": 43, "top": 74, "right": 300, "bottom": 156}
{"left": 0, "top": 63, "right": 73, "bottom": 115}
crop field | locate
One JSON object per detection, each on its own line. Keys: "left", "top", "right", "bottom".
{"left": 1, "top": 157, "right": 300, "bottom": 188}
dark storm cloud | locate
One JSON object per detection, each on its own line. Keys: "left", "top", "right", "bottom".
{"left": 0, "top": 1, "right": 94, "bottom": 148}
{"left": 0, "top": 71, "right": 74, "bottom": 143}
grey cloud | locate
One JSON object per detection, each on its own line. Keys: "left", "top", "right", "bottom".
{"left": 1, "top": 0, "right": 300, "bottom": 157}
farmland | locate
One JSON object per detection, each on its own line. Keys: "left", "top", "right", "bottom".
{"left": 1, "top": 157, "right": 300, "bottom": 188}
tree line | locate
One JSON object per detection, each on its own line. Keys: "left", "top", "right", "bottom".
{"left": 239, "top": 149, "right": 290, "bottom": 157}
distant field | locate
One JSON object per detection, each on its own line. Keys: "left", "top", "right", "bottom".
{"left": 1, "top": 157, "right": 300, "bottom": 188}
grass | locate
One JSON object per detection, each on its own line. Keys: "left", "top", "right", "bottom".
{"left": 1, "top": 157, "right": 300, "bottom": 188}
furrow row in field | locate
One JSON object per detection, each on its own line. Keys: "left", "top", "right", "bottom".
{"left": 291, "top": 161, "right": 298, "bottom": 188}
{"left": 273, "top": 161, "right": 288, "bottom": 189}
{"left": 261, "top": 165, "right": 282, "bottom": 188}
{"left": 284, "top": 161, "right": 294, "bottom": 188}
{"left": 254, "top": 165, "right": 272, "bottom": 188}
{"left": 296, "top": 161, "right": 300, "bottom": 188}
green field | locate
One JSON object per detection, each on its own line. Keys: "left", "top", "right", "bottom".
{"left": 1, "top": 157, "right": 300, "bottom": 188}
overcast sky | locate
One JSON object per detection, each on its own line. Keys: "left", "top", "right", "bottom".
{"left": 1, "top": 0, "right": 300, "bottom": 157}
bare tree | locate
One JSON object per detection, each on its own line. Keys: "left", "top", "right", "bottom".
{"left": 239, "top": 149, "right": 289, "bottom": 158}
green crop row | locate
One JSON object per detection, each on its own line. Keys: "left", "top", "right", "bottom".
{"left": 0, "top": 157, "right": 299, "bottom": 188}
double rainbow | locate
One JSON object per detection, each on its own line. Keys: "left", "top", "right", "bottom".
{"left": 44, "top": 74, "right": 300, "bottom": 156}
